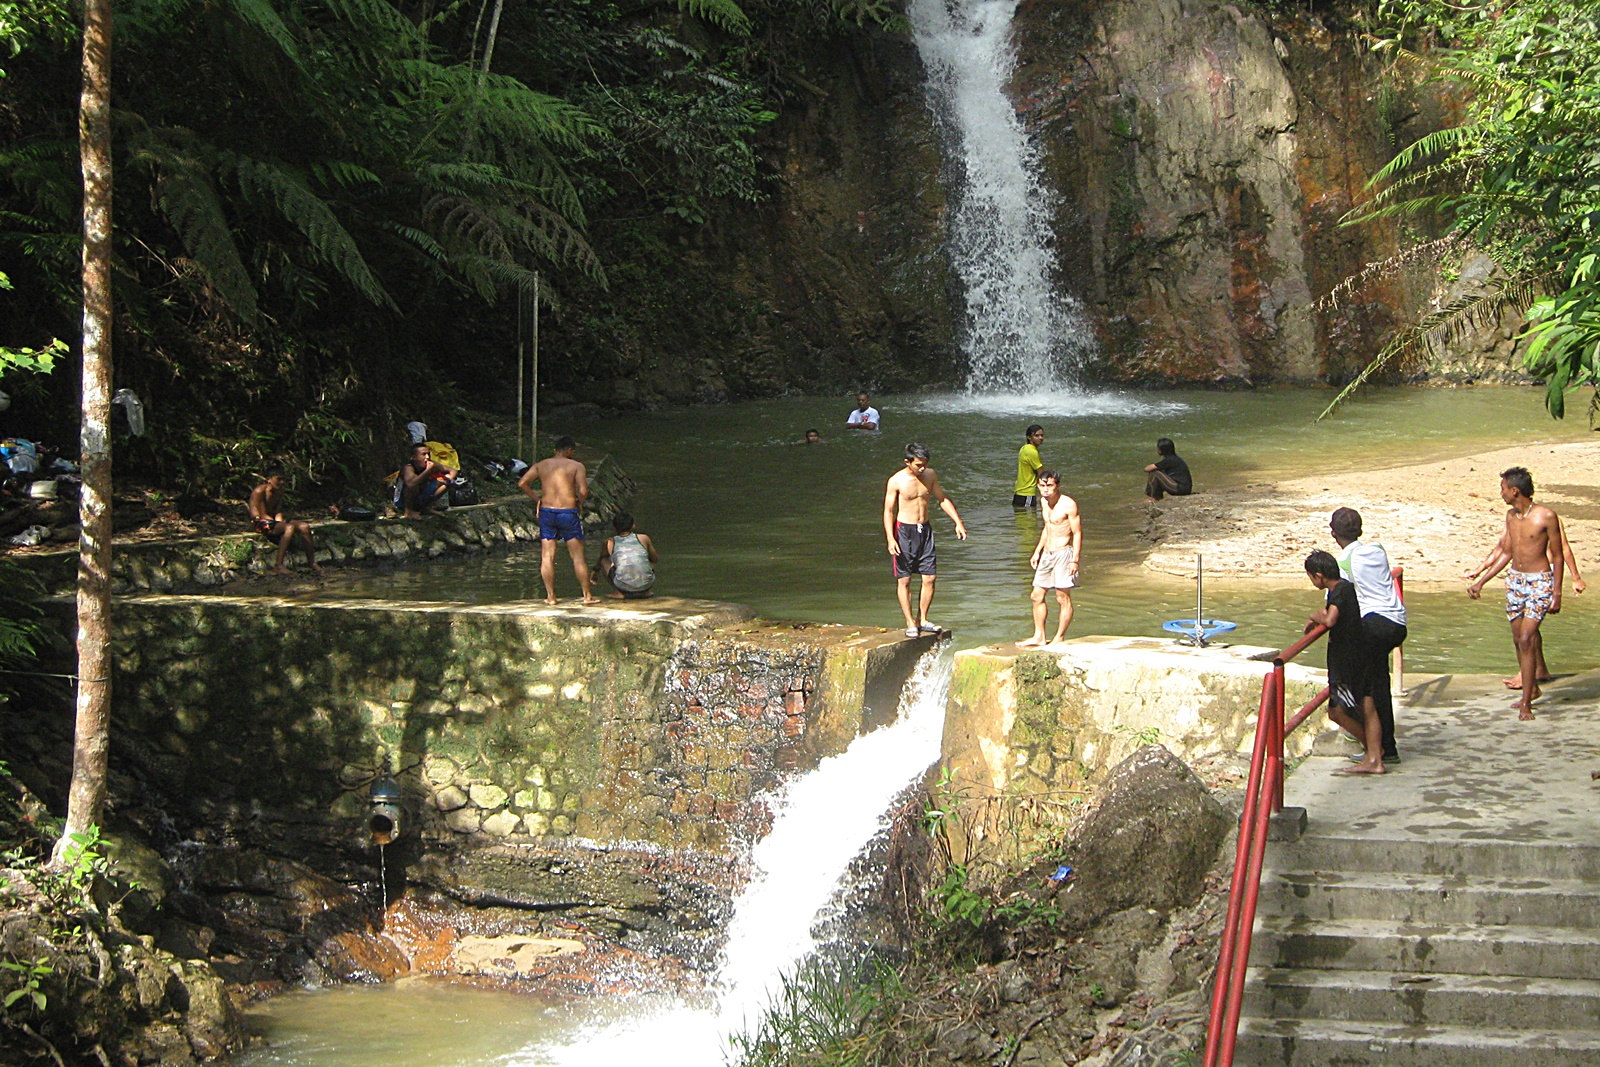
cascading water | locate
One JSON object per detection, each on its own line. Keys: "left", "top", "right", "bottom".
{"left": 909, "top": 0, "right": 1094, "bottom": 395}
{"left": 519, "top": 649, "right": 953, "bottom": 1066}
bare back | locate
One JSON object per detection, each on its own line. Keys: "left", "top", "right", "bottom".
{"left": 521, "top": 454, "right": 588, "bottom": 509}
{"left": 1506, "top": 503, "right": 1560, "bottom": 572}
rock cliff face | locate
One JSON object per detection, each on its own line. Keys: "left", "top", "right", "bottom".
{"left": 1010, "top": 0, "right": 1451, "bottom": 383}
{"left": 550, "top": 2, "right": 1500, "bottom": 403}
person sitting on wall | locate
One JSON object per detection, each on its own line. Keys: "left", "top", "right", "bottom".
{"left": 1143, "top": 437, "right": 1193, "bottom": 502}
{"left": 593, "top": 511, "right": 659, "bottom": 599}
{"left": 248, "top": 467, "right": 323, "bottom": 575}
{"left": 846, "top": 393, "right": 880, "bottom": 431}
{"left": 398, "top": 442, "right": 455, "bottom": 518}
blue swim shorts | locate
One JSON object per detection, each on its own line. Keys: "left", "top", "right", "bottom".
{"left": 539, "top": 506, "right": 584, "bottom": 542}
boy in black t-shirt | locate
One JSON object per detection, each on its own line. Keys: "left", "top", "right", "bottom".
{"left": 1304, "top": 550, "right": 1384, "bottom": 775}
{"left": 1143, "top": 437, "right": 1192, "bottom": 501}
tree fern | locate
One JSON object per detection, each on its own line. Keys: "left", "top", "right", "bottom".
{"left": 233, "top": 155, "right": 395, "bottom": 309}
{"left": 673, "top": 0, "right": 750, "bottom": 35}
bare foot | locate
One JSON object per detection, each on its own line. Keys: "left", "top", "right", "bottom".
{"left": 1335, "top": 762, "right": 1387, "bottom": 775}
{"left": 310, "top": 564, "right": 325, "bottom": 577}
{"left": 582, "top": 596, "right": 602, "bottom": 606}
{"left": 1507, "top": 673, "right": 1551, "bottom": 690}
{"left": 1518, "top": 705, "right": 1536, "bottom": 721}
{"left": 544, "top": 596, "right": 559, "bottom": 606}
{"left": 1017, "top": 636, "right": 1045, "bottom": 648}
{"left": 1046, "top": 638, "right": 1071, "bottom": 650}
{"left": 273, "top": 566, "right": 290, "bottom": 576}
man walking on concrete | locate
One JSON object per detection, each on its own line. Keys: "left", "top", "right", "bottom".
{"left": 1330, "top": 507, "right": 1406, "bottom": 762}
{"left": 884, "top": 442, "right": 966, "bottom": 637}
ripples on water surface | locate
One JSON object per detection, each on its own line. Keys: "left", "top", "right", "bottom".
{"left": 332, "top": 386, "right": 1598, "bottom": 676}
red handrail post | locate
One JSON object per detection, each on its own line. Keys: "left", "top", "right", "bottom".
{"left": 1271, "top": 660, "right": 1287, "bottom": 813}
{"left": 1201, "top": 670, "right": 1277, "bottom": 1067}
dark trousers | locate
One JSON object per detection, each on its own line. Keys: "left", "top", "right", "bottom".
{"left": 1146, "top": 470, "right": 1189, "bottom": 500}
{"left": 1361, "top": 613, "right": 1407, "bottom": 758}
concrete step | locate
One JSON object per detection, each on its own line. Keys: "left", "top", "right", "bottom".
{"left": 1234, "top": 1017, "right": 1600, "bottom": 1067}
{"left": 1242, "top": 967, "right": 1600, "bottom": 1031}
{"left": 1260, "top": 869, "right": 1600, "bottom": 928}
{"left": 1277, "top": 833, "right": 1600, "bottom": 882}
{"left": 1248, "top": 917, "right": 1600, "bottom": 980}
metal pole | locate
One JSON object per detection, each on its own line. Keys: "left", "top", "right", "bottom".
{"left": 1196, "top": 553, "right": 1204, "bottom": 645}
{"left": 516, "top": 285, "right": 524, "bottom": 463}
{"left": 530, "top": 274, "right": 539, "bottom": 461}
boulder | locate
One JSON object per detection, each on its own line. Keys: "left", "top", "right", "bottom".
{"left": 1031, "top": 745, "right": 1229, "bottom": 933}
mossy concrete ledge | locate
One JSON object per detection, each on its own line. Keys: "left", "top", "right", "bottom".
{"left": 15, "top": 455, "right": 634, "bottom": 596}
{"left": 941, "top": 636, "right": 1325, "bottom": 860}
{"left": 71, "top": 595, "right": 938, "bottom": 860}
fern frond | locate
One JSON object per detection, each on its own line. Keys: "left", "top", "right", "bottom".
{"left": 222, "top": 0, "right": 304, "bottom": 66}
{"left": 1317, "top": 235, "right": 1464, "bottom": 312}
{"left": 673, "top": 0, "right": 750, "bottom": 34}
{"left": 1317, "top": 274, "right": 1557, "bottom": 421}
{"left": 131, "top": 133, "right": 260, "bottom": 321}
{"left": 1370, "top": 125, "right": 1484, "bottom": 186}
{"left": 378, "top": 221, "right": 450, "bottom": 263}
{"left": 233, "top": 156, "right": 395, "bottom": 309}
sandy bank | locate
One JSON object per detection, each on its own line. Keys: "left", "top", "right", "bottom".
{"left": 1140, "top": 440, "right": 1600, "bottom": 584}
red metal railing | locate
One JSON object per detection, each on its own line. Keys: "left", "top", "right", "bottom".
{"left": 1200, "top": 567, "right": 1403, "bottom": 1067}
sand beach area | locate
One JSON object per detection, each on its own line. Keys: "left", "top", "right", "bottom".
{"left": 1139, "top": 439, "right": 1600, "bottom": 585}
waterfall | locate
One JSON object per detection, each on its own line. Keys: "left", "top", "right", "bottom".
{"left": 909, "top": 0, "right": 1094, "bottom": 394}
{"left": 522, "top": 650, "right": 952, "bottom": 1066}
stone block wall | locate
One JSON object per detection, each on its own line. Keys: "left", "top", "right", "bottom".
{"left": 941, "top": 636, "right": 1325, "bottom": 862}
{"left": 16, "top": 456, "right": 635, "bottom": 596}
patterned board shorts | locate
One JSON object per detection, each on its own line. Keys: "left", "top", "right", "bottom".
{"left": 1505, "top": 568, "right": 1555, "bottom": 622}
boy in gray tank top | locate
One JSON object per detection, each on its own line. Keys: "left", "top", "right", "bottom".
{"left": 594, "top": 512, "right": 659, "bottom": 598}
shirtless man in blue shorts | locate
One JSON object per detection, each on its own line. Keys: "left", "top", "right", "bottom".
{"left": 884, "top": 442, "right": 967, "bottom": 637}
{"left": 519, "top": 435, "right": 599, "bottom": 606}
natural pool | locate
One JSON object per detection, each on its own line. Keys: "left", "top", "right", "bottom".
{"left": 331, "top": 385, "right": 1598, "bottom": 676}
{"left": 243, "top": 385, "right": 1596, "bottom": 1067}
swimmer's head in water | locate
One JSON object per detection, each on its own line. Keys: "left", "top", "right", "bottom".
{"left": 805, "top": 429, "right": 820, "bottom": 442}
{"left": 857, "top": 393, "right": 871, "bottom": 410}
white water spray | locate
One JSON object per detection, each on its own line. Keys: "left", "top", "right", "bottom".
{"left": 909, "top": 0, "right": 1094, "bottom": 393}
{"left": 519, "top": 650, "right": 953, "bottom": 1067}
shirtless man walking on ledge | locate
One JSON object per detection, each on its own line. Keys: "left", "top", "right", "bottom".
{"left": 884, "top": 442, "right": 967, "bottom": 637}
{"left": 1467, "top": 466, "right": 1564, "bottom": 720}
{"left": 519, "top": 435, "right": 599, "bottom": 606}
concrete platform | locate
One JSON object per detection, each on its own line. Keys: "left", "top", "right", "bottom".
{"left": 1235, "top": 670, "right": 1600, "bottom": 1066}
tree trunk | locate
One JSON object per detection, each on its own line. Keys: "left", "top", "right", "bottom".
{"left": 54, "top": 0, "right": 114, "bottom": 865}
{"left": 479, "top": 0, "right": 505, "bottom": 82}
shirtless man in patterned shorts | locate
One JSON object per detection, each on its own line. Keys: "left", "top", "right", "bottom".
{"left": 1467, "top": 466, "right": 1564, "bottom": 720}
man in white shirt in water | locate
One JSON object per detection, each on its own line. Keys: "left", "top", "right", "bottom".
{"left": 1330, "top": 507, "right": 1406, "bottom": 762}
{"left": 846, "top": 393, "right": 880, "bottom": 430}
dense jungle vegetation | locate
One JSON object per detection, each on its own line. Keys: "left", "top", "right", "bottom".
{"left": 1329, "top": 0, "right": 1600, "bottom": 421}
{"left": 0, "top": 0, "right": 894, "bottom": 498}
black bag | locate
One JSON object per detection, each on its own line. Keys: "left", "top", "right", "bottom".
{"left": 448, "top": 477, "right": 480, "bottom": 507}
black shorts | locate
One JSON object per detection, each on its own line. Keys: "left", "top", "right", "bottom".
{"left": 1012, "top": 494, "right": 1038, "bottom": 508}
{"left": 893, "top": 522, "right": 936, "bottom": 578}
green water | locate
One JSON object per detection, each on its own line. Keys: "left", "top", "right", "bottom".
{"left": 335, "top": 385, "right": 1597, "bottom": 675}
{"left": 237, "top": 982, "right": 590, "bottom": 1066}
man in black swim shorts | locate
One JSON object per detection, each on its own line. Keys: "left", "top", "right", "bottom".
{"left": 884, "top": 442, "right": 967, "bottom": 637}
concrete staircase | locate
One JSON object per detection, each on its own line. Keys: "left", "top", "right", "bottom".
{"left": 1230, "top": 672, "right": 1600, "bottom": 1066}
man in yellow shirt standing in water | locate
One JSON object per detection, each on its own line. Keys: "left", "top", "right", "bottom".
{"left": 1013, "top": 424, "right": 1044, "bottom": 508}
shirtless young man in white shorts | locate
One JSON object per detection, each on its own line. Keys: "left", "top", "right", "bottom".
{"left": 1020, "top": 471, "right": 1081, "bottom": 648}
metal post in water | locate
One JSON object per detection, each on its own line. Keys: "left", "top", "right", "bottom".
{"left": 1195, "top": 554, "right": 1204, "bottom": 646}
{"left": 516, "top": 289, "right": 525, "bottom": 462}
{"left": 530, "top": 273, "right": 540, "bottom": 463}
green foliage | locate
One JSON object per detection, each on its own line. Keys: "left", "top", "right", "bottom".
{"left": 725, "top": 957, "right": 902, "bottom": 1067}
{"left": 0, "top": 957, "right": 51, "bottom": 1015}
{"left": 3, "top": 826, "right": 114, "bottom": 916}
{"left": 930, "top": 863, "right": 990, "bottom": 928}
{"left": 1329, "top": 0, "right": 1600, "bottom": 420}
{"left": 0, "top": 272, "right": 62, "bottom": 374}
